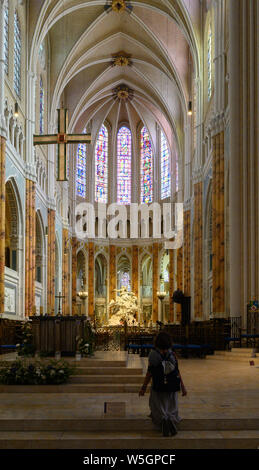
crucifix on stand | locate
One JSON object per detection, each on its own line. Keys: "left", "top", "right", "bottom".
{"left": 55, "top": 291, "right": 65, "bottom": 316}
{"left": 33, "top": 108, "right": 91, "bottom": 181}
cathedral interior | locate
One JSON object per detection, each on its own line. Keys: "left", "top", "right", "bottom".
{"left": 0, "top": 0, "right": 258, "bottom": 331}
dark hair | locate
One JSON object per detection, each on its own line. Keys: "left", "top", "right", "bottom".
{"left": 154, "top": 332, "right": 172, "bottom": 350}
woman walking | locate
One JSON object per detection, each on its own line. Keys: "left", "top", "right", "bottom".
{"left": 139, "top": 332, "right": 187, "bottom": 437}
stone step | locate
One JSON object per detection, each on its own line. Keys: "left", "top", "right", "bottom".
{"left": 232, "top": 348, "right": 255, "bottom": 353}
{"left": 231, "top": 349, "right": 257, "bottom": 355}
{"left": 69, "top": 360, "right": 127, "bottom": 368}
{"left": 206, "top": 355, "right": 258, "bottom": 363}
{"left": 0, "top": 359, "right": 127, "bottom": 369}
{"left": 74, "top": 367, "right": 143, "bottom": 376}
{"left": 0, "top": 384, "right": 145, "bottom": 393}
{"left": 69, "top": 375, "right": 143, "bottom": 384}
{"left": 1, "top": 418, "right": 258, "bottom": 432}
{"left": 0, "top": 430, "right": 258, "bottom": 449}
{"left": 215, "top": 351, "right": 256, "bottom": 358}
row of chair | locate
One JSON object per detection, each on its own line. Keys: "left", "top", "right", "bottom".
{"left": 126, "top": 342, "right": 214, "bottom": 358}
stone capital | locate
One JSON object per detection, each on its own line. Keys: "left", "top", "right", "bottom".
{"left": 192, "top": 167, "right": 203, "bottom": 185}
{"left": 207, "top": 111, "right": 226, "bottom": 137}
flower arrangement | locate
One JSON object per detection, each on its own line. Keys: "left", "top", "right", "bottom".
{"left": 75, "top": 320, "right": 95, "bottom": 357}
{"left": 16, "top": 320, "right": 35, "bottom": 357}
{"left": 76, "top": 338, "right": 90, "bottom": 357}
{"left": 0, "top": 360, "right": 74, "bottom": 385}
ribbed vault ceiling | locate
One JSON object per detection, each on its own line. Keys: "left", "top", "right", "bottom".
{"left": 29, "top": 0, "right": 201, "bottom": 156}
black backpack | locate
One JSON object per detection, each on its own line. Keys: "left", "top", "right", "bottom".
{"left": 149, "top": 351, "right": 181, "bottom": 393}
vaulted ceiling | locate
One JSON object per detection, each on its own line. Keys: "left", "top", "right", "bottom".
{"left": 29, "top": 0, "right": 201, "bottom": 156}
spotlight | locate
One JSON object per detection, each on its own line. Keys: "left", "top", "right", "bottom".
{"left": 188, "top": 101, "right": 192, "bottom": 116}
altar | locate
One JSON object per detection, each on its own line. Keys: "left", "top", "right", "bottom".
{"left": 30, "top": 316, "right": 87, "bottom": 356}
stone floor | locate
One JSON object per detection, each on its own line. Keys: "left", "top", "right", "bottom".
{"left": 0, "top": 350, "right": 259, "bottom": 421}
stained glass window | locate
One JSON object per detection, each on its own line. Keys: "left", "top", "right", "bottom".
{"left": 95, "top": 124, "right": 108, "bottom": 203}
{"left": 14, "top": 11, "right": 21, "bottom": 97}
{"left": 208, "top": 23, "right": 212, "bottom": 101}
{"left": 39, "top": 77, "right": 44, "bottom": 135}
{"left": 76, "top": 136, "right": 87, "bottom": 198}
{"left": 161, "top": 130, "right": 171, "bottom": 199}
{"left": 4, "top": 2, "right": 9, "bottom": 75}
{"left": 117, "top": 126, "right": 132, "bottom": 205}
{"left": 119, "top": 272, "right": 131, "bottom": 291}
{"left": 140, "top": 127, "right": 153, "bottom": 203}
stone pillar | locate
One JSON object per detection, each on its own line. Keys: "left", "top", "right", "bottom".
{"left": 132, "top": 245, "right": 139, "bottom": 319}
{"left": 0, "top": 1, "right": 7, "bottom": 314}
{"left": 25, "top": 179, "right": 36, "bottom": 316}
{"left": 88, "top": 241, "right": 94, "bottom": 317}
{"left": 109, "top": 245, "right": 116, "bottom": 304}
{"left": 62, "top": 228, "right": 69, "bottom": 315}
{"left": 132, "top": 245, "right": 139, "bottom": 296}
{"left": 212, "top": 131, "right": 225, "bottom": 315}
{"left": 47, "top": 209, "right": 56, "bottom": 315}
{"left": 176, "top": 247, "right": 183, "bottom": 322}
{"left": 194, "top": 181, "right": 203, "bottom": 318}
{"left": 183, "top": 209, "right": 191, "bottom": 296}
{"left": 169, "top": 249, "right": 174, "bottom": 323}
{"left": 228, "top": 0, "right": 241, "bottom": 318}
{"left": 71, "top": 237, "right": 78, "bottom": 316}
{"left": 0, "top": 136, "right": 6, "bottom": 314}
{"left": 152, "top": 243, "right": 159, "bottom": 323}
{"left": 0, "top": 0, "right": 7, "bottom": 137}
{"left": 229, "top": 0, "right": 259, "bottom": 319}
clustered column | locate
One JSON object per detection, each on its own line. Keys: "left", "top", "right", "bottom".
{"left": 88, "top": 242, "right": 95, "bottom": 317}
{"left": 212, "top": 132, "right": 225, "bottom": 315}
{"left": 47, "top": 209, "right": 56, "bottom": 315}
{"left": 152, "top": 243, "right": 159, "bottom": 323}
{"left": 169, "top": 249, "right": 174, "bottom": 323}
{"left": 71, "top": 237, "right": 78, "bottom": 316}
{"left": 194, "top": 182, "right": 203, "bottom": 318}
{"left": 132, "top": 245, "right": 139, "bottom": 320}
{"left": 0, "top": 136, "right": 6, "bottom": 314}
{"left": 183, "top": 209, "right": 191, "bottom": 297}
{"left": 25, "top": 179, "right": 36, "bottom": 316}
{"left": 176, "top": 247, "right": 183, "bottom": 322}
{"left": 62, "top": 228, "right": 69, "bottom": 315}
{"left": 109, "top": 245, "right": 116, "bottom": 305}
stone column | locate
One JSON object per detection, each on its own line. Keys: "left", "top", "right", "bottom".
{"left": 0, "top": 0, "right": 7, "bottom": 137}
{"left": 0, "top": 1, "right": 7, "bottom": 314}
{"left": 212, "top": 131, "right": 225, "bottom": 315}
{"left": 47, "top": 209, "right": 56, "bottom": 315}
{"left": 25, "top": 179, "right": 36, "bottom": 316}
{"left": 183, "top": 208, "right": 191, "bottom": 296}
{"left": 229, "top": 0, "right": 241, "bottom": 317}
{"left": 0, "top": 136, "right": 6, "bottom": 314}
{"left": 132, "top": 245, "right": 139, "bottom": 319}
{"left": 152, "top": 243, "right": 159, "bottom": 323}
{"left": 71, "top": 237, "right": 78, "bottom": 316}
{"left": 176, "top": 247, "right": 183, "bottom": 322}
{"left": 109, "top": 245, "right": 116, "bottom": 303}
{"left": 194, "top": 181, "right": 203, "bottom": 318}
{"left": 169, "top": 249, "right": 174, "bottom": 323}
{"left": 88, "top": 241, "right": 94, "bottom": 317}
{"left": 62, "top": 228, "right": 69, "bottom": 315}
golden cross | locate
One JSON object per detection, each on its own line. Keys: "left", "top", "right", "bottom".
{"left": 33, "top": 108, "right": 91, "bottom": 181}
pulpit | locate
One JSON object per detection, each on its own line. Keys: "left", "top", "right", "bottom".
{"left": 30, "top": 316, "right": 87, "bottom": 356}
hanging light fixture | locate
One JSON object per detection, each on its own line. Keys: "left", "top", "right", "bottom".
{"left": 14, "top": 102, "right": 19, "bottom": 117}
